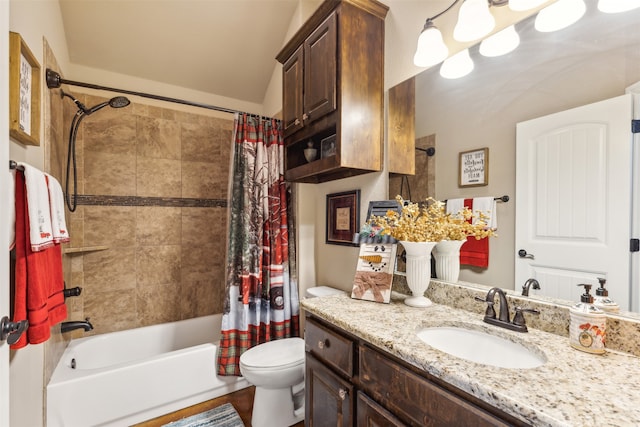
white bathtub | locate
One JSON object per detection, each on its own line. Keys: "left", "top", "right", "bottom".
{"left": 46, "top": 314, "right": 249, "bottom": 427}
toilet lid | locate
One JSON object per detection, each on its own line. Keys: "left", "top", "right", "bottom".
{"left": 240, "top": 337, "right": 305, "bottom": 369}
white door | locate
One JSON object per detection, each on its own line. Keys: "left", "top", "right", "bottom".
{"left": 1, "top": 2, "right": 12, "bottom": 425}
{"left": 515, "top": 94, "right": 634, "bottom": 311}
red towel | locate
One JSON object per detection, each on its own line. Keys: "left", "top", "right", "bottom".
{"left": 11, "top": 171, "right": 67, "bottom": 349}
{"left": 460, "top": 199, "right": 490, "bottom": 268}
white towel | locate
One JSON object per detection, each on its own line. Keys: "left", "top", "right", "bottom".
{"left": 445, "top": 198, "right": 465, "bottom": 216}
{"left": 8, "top": 169, "right": 16, "bottom": 250}
{"left": 45, "top": 173, "right": 70, "bottom": 244}
{"left": 472, "top": 197, "right": 497, "bottom": 230}
{"left": 18, "top": 163, "right": 54, "bottom": 252}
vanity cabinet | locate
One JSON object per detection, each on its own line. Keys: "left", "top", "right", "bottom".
{"left": 305, "top": 314, "right": 530, "bottom": 427}
{"left": 276, "top": 0, "right": 388, "bottom": 183}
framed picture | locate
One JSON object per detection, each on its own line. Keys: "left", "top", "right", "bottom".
{"left": 326, "top": 190, "right": 360, "bottom": 246}
{"left": 9, "top": 32, "right": 41, "bottom": 146}
{"left": 320, "top": 134, "right": 337, "bottom": 158}
{"left": 351, "top": 243, "right": 398, "bottom": 304}
{"left": 459, "top": 147, "right": 488, "bottom": 187}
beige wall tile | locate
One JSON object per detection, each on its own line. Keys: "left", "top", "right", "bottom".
{"left": 136, "top": 245, "right": 181, "bottom": 287}
{"left": 84, "top": 151, "right": 137, "bottom": 196}
{"left": 83, "top": 247, "right": 136, "bottom": 292}
{"left": 84, "top": 288, "right": 137, "bottom": 334}
{"left": 84, "top": 206, "right": 136, "bottom": 247}
{"left": 181, "top": 207, "right": 225, "bottom": 247}
{"left": 136, "top": 116, "right": 181, "bottom": 160}
{"left": 136, "top": 206, "right": 182, "bottom": 246}
{"left": 137, "top": 284, "right": 181, "bottom": 326}
{"left": 136, "top": 157, "right": 181, "bottom": 197}
{"left": 82, "top": 113, "right": 136, "bottom": 155}
{"left": 181, "top": 161, "right": 219, "bottom": 199}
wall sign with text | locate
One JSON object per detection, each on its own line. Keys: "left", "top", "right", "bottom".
{"left": 459, "top": 148, "right": 488, "bottom": 187}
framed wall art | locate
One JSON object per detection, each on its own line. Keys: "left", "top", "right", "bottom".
{"left": 9, "top": 32, "right": 41, "bottom": 146}
{"left": 459, "top": 147, "right": 488, "bottom": 187}
{"left": 326, "top": 190, "right": 360, "bottom": 246}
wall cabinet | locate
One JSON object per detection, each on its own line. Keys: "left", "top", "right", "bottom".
{"left": 305, "top": 315, "right": 530, "bottom": 427}
{"left": 276, "top": 0, "right": 388, "bottom": 183}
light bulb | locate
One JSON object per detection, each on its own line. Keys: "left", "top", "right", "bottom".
{"left": 413, "top": 21, "right": 449, "bottom": 68}
{"left": 597, "top": 0, "right": 640, "bottom": 13}
{"left": 440, "top": 49, "right": 474, "bottom": 79}
{"left": 453, "top": 0, "right": 495, "bottom": 42}
{"left": 479, "top": 25, "right": 520, "bottom": 57}
{"left": 508, "top": 0, "right": 547, "bottom": 12}
{"left": 535, "top": 0, "right": 586, "bottom": 32}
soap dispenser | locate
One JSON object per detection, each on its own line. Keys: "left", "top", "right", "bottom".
{"left": 593, "top": 278, "right": 619, "bottom": 313}
{"left": 570, "top": 284, "right": 606, "bottom": 354}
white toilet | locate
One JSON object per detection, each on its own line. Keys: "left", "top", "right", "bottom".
{"left": 239, "top": 286, "right": 344, "bottom": 427}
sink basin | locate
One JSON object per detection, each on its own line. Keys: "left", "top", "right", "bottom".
{"left": 416, "top": 326, "right": 546, "bottom": 369}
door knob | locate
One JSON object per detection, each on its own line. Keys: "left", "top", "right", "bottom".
{"left": 518, "top": 249, "right": 534, "bottom": 259}
{"left": 0, "top": 316, "right": 29, "bottom": 345}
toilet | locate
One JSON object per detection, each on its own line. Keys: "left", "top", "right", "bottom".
{"left": 239, "top": 286, "right": 344, "bottom": 427}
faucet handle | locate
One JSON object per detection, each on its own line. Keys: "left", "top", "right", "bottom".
{"left": 512, "top": 307, "right": 540, "bottom": 329}
{"left": 474, "top": 296, "right": 496, "bottom": 319}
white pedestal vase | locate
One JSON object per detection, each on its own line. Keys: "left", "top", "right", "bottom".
{"left": 433, "top": 239, "right": 466, "bottom": 283}
{"left": 400, "top": 241, "right": 438, "bottom": 308}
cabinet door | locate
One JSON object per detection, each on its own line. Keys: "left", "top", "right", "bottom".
{"left": 303, "top": 11, "right": 337, "bottom": 125}
{"left": 306, "top": 353, "right": 353, "bottom": 427}
{"left": 357, "top": 392, "right": 407, "bottom": 427}
{"left": 282, "top": 46, "right": 304, "bottom": 136}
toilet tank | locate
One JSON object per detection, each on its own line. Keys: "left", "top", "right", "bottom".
{"left": 305, "top": 286, "right": 344, "bottom": 298}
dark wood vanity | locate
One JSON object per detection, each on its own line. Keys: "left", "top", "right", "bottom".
{"left": 305, "top": 314, "right": 529, "bottom": 426}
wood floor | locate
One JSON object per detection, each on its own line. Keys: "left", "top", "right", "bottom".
{"left": 132, "top": 386, "right": 305, "bottom": 427}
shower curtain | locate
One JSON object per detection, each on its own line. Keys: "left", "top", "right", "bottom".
{"left": 217, "top": 113, "right": 300, "bottom": 376}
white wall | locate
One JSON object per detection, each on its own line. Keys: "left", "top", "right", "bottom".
{"left": 9, "top": 1, "right": 71, "bottom": 425}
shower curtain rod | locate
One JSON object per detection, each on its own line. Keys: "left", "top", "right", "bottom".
{"left": 45, "top": 68, "right": 259, "bottom": 117}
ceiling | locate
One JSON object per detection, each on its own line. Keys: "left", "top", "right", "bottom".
{"left": 57, "top": 0, "right": 549, "bottom": 107}
{"left": 59, "top": 0, "right": 309, "bottom": 105}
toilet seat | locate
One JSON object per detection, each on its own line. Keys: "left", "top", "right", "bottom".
{"left": 240, "top": 337, "right": 304, "bottom": 370}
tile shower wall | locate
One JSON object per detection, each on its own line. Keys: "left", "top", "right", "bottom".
{"left": 60, "top": 93, "right": 233, "bottom": 335}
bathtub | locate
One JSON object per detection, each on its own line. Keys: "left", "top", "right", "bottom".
{"left": 46, "top": 314, "right": 249, "bottom": 427}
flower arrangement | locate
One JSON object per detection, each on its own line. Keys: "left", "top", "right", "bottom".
{"left": 367, "top": 196, "right": 496, "bottom": 243}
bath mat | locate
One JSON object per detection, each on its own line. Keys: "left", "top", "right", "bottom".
{"left": 162, "top": 403, "right": 244, "bottom": 427}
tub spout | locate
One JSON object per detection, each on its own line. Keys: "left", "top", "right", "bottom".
{"left": 61, "top": 319, "right": 93, "bottom": 333}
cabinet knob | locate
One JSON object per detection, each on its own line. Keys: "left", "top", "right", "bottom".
{"left": 294, "top": 118, "right": 301, "bottom": 126}
{"left": 302, "top": 113, "right": 309, "bottom": 121}
{"left": 317, "top": 339, "right": 330, "bottom": 349}
{"left": 338, "top": 388, "right": 348, "bottom": 401}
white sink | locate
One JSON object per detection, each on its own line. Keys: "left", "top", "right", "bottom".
{"left": 416, "top": 326, "right": 546, "bottom": 369}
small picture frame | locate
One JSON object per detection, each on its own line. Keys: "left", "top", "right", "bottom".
{"left": 351, "top": 243, "right": 398, "bottom": 304}
{"left": 9, "top": 32, "right": 41, "bottom": 146}
{"left": 326, "top": 190, "right": 360, "bottom": 246}
{"left": 320, "top": 134, "right": 337, "bottom": 158}
{"left": 459, "top": 148, "right": 488, "bottom": 187}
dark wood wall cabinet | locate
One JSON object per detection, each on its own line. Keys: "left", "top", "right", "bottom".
{"left": 305, "top": 314, "right": 531, "bottom": 427}
{"left": 276, "top": 0, "right": 388, "bottom": 183}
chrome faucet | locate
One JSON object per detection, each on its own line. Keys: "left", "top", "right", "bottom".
{"left": 475, "top": 287, "right": 540, "bottom": 332}
{"left": 61, "top": 318, "right": 93, "bottom": 333}
{"left": 521, "top": 278, "right": 540, "bottom": 296}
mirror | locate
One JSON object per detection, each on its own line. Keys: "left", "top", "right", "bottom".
{"left": 410, "top": 4, "right": 640, "bottom": 314}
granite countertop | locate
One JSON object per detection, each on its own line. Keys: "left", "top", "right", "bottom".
{"left": 301, "top": 293, "right": 640, "bottom": 427}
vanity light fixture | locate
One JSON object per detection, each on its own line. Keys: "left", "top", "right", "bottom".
{"left": 453, "top": 0, "right": 496, "bottom": 42}
{"left": 440, "top": 48, "right": 475, "bottom": 79}
{"left": 535, "top": 0, "right": 586, "bottom": 32}
{"left": 597, "top": 0, "right": 640, "bottom": 13}
{"left": 414, "top": 19, "right": 450, "bottom": 68}
{"left": 479, "top": 25, "right": 520, "bottom": 57}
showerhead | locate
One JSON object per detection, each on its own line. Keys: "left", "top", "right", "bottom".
{"left": 85, "top": 96, "right": 131, "bottom": 115}
{"left": 60, "top": 90, "right": 130, "bottom": 115}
